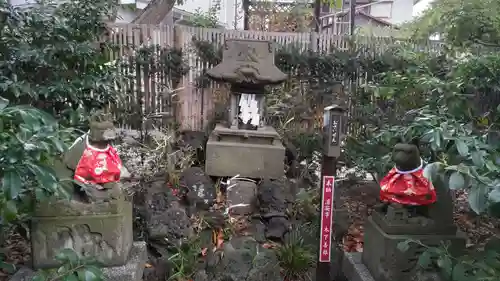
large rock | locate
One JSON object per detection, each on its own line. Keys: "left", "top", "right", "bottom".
{"left": 207, "top": 237, "right": 281, "bottom": 281}
{"left": 180, "top": 167, "right": 216, "bottom": 211}
{"left": 256, "top": 180, "right": 291, "bottom": 241}
{"left": 31, "top": 198, "right": 133, "bottom": 268}
{"left": 144, "top": 180, "right": 187, "bottom": 240}
{"left": 148, "top": 202, "right": 192, "bottom": 246}
{"left": 227, "top": 179, "right": 257, "bottom": 215}
{"left": 257, "top": 180, "right": 287, "bottom": 213}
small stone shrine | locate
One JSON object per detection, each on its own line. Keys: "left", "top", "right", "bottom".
{"left": 205, "top": 39, "right": 287, "bottom": 179}
{"left": 10, "top": 112, "right": 146, "bottom": 281}
{"left": 341, "top": 142, "right": 466, "bottom": 281}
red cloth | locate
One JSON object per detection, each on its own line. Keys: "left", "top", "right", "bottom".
{"left": 379, "top": 166, "right": 436, "bottom": 206}
{"left": 74, "top": 139, "right": 122, "bottom": 186}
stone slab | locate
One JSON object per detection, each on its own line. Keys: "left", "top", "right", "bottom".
{"left": 205, "top": 127, "right": 285, "bottom": 179}
{"left": 31, "top": 201, "right": 133, "bottom": 268}
{"left": 341, "top": 252, "right": 375, "bottom": 281}
{"left": 9, "top": 242, "right": 147, "bottom": 281}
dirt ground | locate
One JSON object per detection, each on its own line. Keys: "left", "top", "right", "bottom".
{"left": 339, "top": 181, "right": 500, "bottom": 252}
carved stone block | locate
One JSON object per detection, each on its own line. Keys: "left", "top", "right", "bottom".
{"left": 361, "top": 216, "right": 466, "bottom": 281}
{"left": 205, "top": 124, "right": 285, "bottom": 179}
{"left": 31, "top": 199, "right": 133, "bottom": 269}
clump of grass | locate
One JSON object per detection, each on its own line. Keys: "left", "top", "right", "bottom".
{"left": 275, "top": 226, "right": 315, "bottom": 281}
{"left": 168, "top": 237, "right": 203, "bottom": 281}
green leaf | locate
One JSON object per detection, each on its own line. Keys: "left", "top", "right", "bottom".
{"left": 471, "top": 151, "right": 485, "bottom": 168}
{"left": 397, "top": 240, "right": 411, "bottom": 252}
{"left": 423, "top": 162, "right": 441, "bottom": 182}
{"left": 417, "top": 250, "right": 432, "bottom": 268}
{"left": 0, "top": 261, "right": 16, "bottom": 273}
{"left": 437, "top": 255, "right": 453, "bottom": 276}
{"left": 26, "top": 163, "right": 59, "bottom": 192}
{"left": 485, "top": 160, "right": 498, "bottom": 172}
{"left": 455, "top": 139, "right": 469, "bottom": 157}
{"left": 451, "top": 263, "right": 470, "bottom": 281}
{"left": 77, "top": 268, "right": 102, "bottom": 281}
{"left": 468, "top": 184, "right": 488, "bottom": 214}
{"left": 65, "top": 274, "right": 79, "bottom": 281}
{"left": 32, "top": 274, "right": 47, "bottom": 281}
{"left": 448, "top": 172, "right": 465, "bottom": 190}
{"left": 432, "top": 130, "right": 442, "bottom": 149}
{"left": 488, "top": 188, "right": 500, "bottom": 203}
{"left": 0, "top": 97, "right": 8, "bottom": 110}
{"left": 1, "top": 200, "right": 19, "bottom": 224}
{"left": 2, "top": 170, "right": 22, "bottom": 199}
{"left": 55, "top": 248, "right": 79, "bottom": 264}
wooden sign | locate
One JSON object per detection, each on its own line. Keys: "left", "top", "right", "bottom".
{"left": 319, "top": 176, "right": 335, "bottom": 262}
{"left": 330, "top": 114, "right": 340, "bottom": 146}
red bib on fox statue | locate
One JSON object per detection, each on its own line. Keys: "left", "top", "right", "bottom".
{"left": 74, "top": 136, "right": 122, "bottom": 187}
{"left": 380, "top": 159, "right": 436, "bottom": 206}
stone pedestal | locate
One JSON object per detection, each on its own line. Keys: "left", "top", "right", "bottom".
{"left": 10, "top": 242, "right": 147, "bottom": 281}
{"left": 31, "top": 199, "right": 133, "bottom": 269}
{"left": 341, "top": 211, "right": 466, "bottom": 281}
{"left": 362, "top": 216, "right": 465, "bottom": 281}
{"left": 205, "top": 124, "right": 285, "bottom": 179}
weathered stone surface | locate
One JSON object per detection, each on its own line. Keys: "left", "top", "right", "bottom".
{"left": 144, "top": 181, "right": 189, "bottom": 241}
{"left": 143, "top": 257, "right": 171, "bottom": 281}
{"left": 8, "top": 267, "right": 33, "bottom": 281}
{"left": 31, "top": 199, "right": 133, "bottom": 269}
{"left": 361, "top": 216, "right": 465, "bottom": 281}
{"left": 265, "top": 216, "right": 289, "bottom": 240}
{"left": 10, "top": 242, "right": 146, "bottom": 281}
{"left": 207, "top": 237, "right": 281, "bottom": 281}
{"left": 148, "top": 203, "right": 192, "bottom": 244}
{"left": 103, "top": 241, "right": 148, "bottom": 281}
{"left": 206, "top": 39, "right": 287, "bottom": 85}
{"left": 227, "top": 179, "right": 257, "bottom": 215}
{"left": 342, "top": 252, "right": 375, "bottom": 281}
{"left": 257, "top": 180, "right": 287, "bottom": 213}
{"left": 180, "top": 167, "right": 216, "bottom": 211}
{"left": 205, "top": 125, "right": 285, "bottom": 179}
{"left": 256, "top": 179, "right": 291, "bottom": 241}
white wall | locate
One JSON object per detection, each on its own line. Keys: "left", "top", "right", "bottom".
{"left": 175, "top": 0, "right": 243, "bottom": 29}
{"left": 388, "top": 0, "right": 414, "bottom": 24}
{"left": 370, "top": 2, "right": 392, "bottom": 19}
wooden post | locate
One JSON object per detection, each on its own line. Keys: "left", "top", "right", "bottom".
{"left": 316, "top": 157, "right": 336, "bottom": 281}
{"left": 173, "top": 25, "right": 184, "bottom": 125}
{"left": 316, "top": 105, "right": 346, "bottom": 281}
{"left": 314, "top": 0, "right": 321, "bottom": 33}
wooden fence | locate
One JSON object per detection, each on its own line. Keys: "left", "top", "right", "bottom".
{"left": 107, "top": 24, "right": 442, "bottom": 131}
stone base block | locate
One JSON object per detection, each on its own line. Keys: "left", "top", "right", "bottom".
{"left": 342, "top": 252, "right": 375, "bottom": 281}
{"left": 103, "top": 241, "right": 147, "bottom": 281}
{"left": 10, "top": 242, "right": 147, "bottom": 281}
{"left": 31, "top": 200, "right": 133, "bottom": 268}
{"left": 362, "top": 216, "right": 466, "bottom": 281}
{"left": 205, "top": 125, "right": 285, "bottom": 179}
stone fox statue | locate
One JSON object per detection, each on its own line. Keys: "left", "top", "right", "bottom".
{"left": 378, "top": 141, "right": 436, "bottom": 217}
{"left": 58, "top": 111, "right": 126, "bottom": 202}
